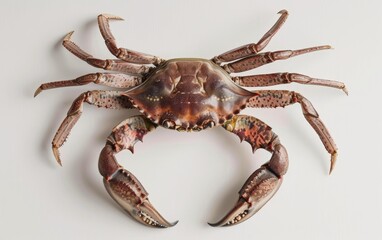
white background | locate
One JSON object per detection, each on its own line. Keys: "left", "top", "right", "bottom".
{"left": 1, "top": 0, "right": 381, "bottom": 239}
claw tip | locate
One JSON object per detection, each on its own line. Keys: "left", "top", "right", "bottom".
{"left": 207, "top": 222, "right": 221, "bottom": 227}
{"left": 208, "top": 221, "right": 232, "bottom": 227}
{"left": 170, "top": 220, "right": 179, "bottom": 227}
{"left": 128, "top": 146, "right": 134, "bottom": 153}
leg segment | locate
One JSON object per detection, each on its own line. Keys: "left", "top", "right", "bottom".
{"left": 99, "top": 116, "right": 177, "bottom": 228}
{"left": 209, "top": 115, "right": 288, "bottom": 227}
{"left": 222, "top": 45, "right": 331, "bottom": 73}
{"left": 247, "top": 90, "right": 338, "bottom": 173}
{"left": 62, "top": 32, "right": 151, "bottom": 75}
{"left": 52, "top": 90, "right": 134, "bottom": 165}
{"left": 212, "top": 10, "right": 289, "bottom": 64}
{"left": 233, "top": 72, "right": 348, "bottom": 94}
{"left": 34, "top": 73, "right": 142, "bottom": 97}
{"left": 97, "top": 14, "right": 164, "bottom": 65}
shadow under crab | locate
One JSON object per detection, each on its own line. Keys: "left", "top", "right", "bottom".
{"left": 35, "top": 10, "right": 346, "bottom": 228}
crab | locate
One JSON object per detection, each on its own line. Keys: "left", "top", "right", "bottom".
{"left": 35, "top": 10, "right": 347, "bottom": 228}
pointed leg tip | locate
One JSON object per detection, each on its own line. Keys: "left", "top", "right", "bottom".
{"left": 329, "top": 152, "right": 338, "bottom": 175}
{"left": 342, "top": 86, "right": 349, "bottom": 95}
{"left": 63, "top": 31, "right": 74, "bottom": 42}
{"left": 34, "top": 87, "right": 42, "bottom": 97}
{"left": 329, "top": 163, "right": 334, "bottom": 175}
{"left": 278, "top": 9, "right": 289, "bottom": 15}
{"left": 52, "top": 147, "right": 63, "bottom": 166}
{"left": 99, "top": 13, "right": 124, "bottom": 21}
{"left": 312, "top": 45, "right": 333, "bottom": 51}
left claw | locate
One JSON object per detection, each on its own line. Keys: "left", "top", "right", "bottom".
{"left": 103, "top": 168, "right": 178, "bottom": 228}
{"left": 98, "top": 116, "right": 176, "bottom": 228}
{"left": 209, "top": 166, "right": 282, "bottom": 227}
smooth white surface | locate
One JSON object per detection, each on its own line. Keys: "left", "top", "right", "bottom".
{"left": 1, "top": 0, "right": 381, "bottom": 239}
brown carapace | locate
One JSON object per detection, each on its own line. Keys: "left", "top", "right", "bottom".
{"left": 35, "top": 10, "right": 346, "bottom": 228}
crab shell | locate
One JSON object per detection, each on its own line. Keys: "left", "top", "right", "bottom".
{"left": 124, "top": 58, "right": 255, "bottom": 131}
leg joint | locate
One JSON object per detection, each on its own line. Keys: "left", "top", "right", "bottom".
{"left": 293, "top": 92, "right": 319, "bottom": 118}
{"left": 67, "top": 93, "right": 88, "bottom": 116}
{"left": 87, "top": 58, "right": 107, "bottom": 68}
{"left": 265, "top": 143, "right": 288, "bottom": 177}
{"left": 98, "top": 144, "right": 120, "bottom": 179}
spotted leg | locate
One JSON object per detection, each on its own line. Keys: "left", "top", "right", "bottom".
{"left": 62, "top": 32, "right": 151, "bottom": 75}
{"left": 233, "top": 72, "right": 348, "bottom": 94}
{"left": 248, "top": 90, "right": 338, "bottom": 173}
{"left": 99, "top": 115, "right": 177, "bottom": 228}
{"left": 212, "top": 10, "right": 289, "bottom": 64}
{"left": 34, "top": 73, "right": 142, "bottom": 97}
{"left": 52, "top": 90, "right": 133, "bottom": 165}
{"left": 97, "top": 14, "right": 164, "bottom": 65}
{"left": 209, "top": 115, "right": 288, "bottom": 227}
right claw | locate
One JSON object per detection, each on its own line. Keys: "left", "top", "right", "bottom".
{"left": 103, "top": 168, "right": 178, "bottom": 228}
{"left": 209, "top": 166, "right": 282, "bottom": 227}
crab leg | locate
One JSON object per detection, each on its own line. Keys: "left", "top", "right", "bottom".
{"left": 52, "top": 90, "right": 133, "bottom": 165}
{"left": 99, "top": 116, "right": 177, "bottom": 228}
{"left": 97, "top": 14, "right": 164, "bottom": 65}
{"left": 222, "top": 45, "right": 331, "bottom": 73}
{"left": 34, "top": 73, "right": 142, "bottom": 97}
{"left": 247, "top": 90, "right": 338, "bottom": 173}
{"left": 212, "top": 10, "right": 289, "bottom": 64}
{"left": 233, "top": 72, "right": 348, "bottom": 94}
{"left": 209, "top": 115, "right": 288, "bottom": 227}
{"left": 62, "top": 32, "right": 151, "bottom": 75}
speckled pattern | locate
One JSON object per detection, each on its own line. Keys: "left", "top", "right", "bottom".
{"left": 208, "top": 115, "right": 287, "bottom": 227}
{"left": 223, "top": 115, "right": 274, "bottom": 150}
{"left": 99, "top": 116, "right": 176, "bottom": 228}
{"left": 36, "top": 10, "right": 346, "bottom": 228}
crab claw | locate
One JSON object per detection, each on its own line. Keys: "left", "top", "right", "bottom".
{"left": 98, "top": 118, "right": 174, "bottom": 228}
{"left": 103, "top": 168, "right": 178, "bottom": 228}
{"left": 208, "top": 166, "right": 282, "bottom": 227}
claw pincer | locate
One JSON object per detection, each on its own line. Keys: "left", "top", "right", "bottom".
{"left": 209, "top": 115, "right": 288, "bottom": 226}
{"left": 98, "top": 117, "right": 177, "bottom": 228}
